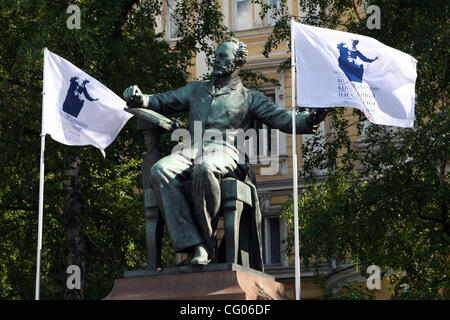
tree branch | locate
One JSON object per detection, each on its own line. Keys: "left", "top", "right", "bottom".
{"left": 113, "top": 1, "right": 139, "bottom": 39}
{"left": 352, "top": 0, "right": 362, "bottom": 22}
{"left": 415, "top": 213, "right": 446, "bottom": 226}
{"left": 60, "top": 0, "right": 73, "bottom": 13}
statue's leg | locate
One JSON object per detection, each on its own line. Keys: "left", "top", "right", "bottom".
{"left": 191, "top": 147, "right": 238, "bottom": 253}
{"left": 149, "top": 153, "right": 204, "bottom": 253}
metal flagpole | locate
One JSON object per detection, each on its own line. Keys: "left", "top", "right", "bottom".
{"left": 36, "top": 48, "right": 47, "bottom": 300}
{"left": 290, "top": 19, "right": 301, "bottom": 300}
{"left": 35, "top": 131, "right": 45, "bottom": 300}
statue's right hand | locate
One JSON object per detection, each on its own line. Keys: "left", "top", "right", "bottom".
{"left": 123, "top": 85, "right": 146, "bottom": 108}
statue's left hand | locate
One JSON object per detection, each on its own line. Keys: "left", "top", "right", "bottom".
{"left": 306, "top": 108, "right": 332, "bottom": 133}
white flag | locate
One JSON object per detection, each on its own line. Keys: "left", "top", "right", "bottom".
{"left": 42, "top": 48, "right": 132, "bottom": 156}
{"left": 293, "top": 22, "right": 417, "bottom": 127}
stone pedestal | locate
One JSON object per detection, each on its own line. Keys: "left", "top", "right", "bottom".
{"left": 104, "top": 263, "right": 288, "bottom": 300}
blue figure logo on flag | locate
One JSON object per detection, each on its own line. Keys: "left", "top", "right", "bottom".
{"left": 337, "top": 40, "right": 378, "bottom": 82}
{"left": 62, "top": 76, "right": 98, "bottom": 117}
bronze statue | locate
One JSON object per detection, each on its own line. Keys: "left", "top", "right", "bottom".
{"left": 123, "top": 38, "right": 328, "bottom": 268}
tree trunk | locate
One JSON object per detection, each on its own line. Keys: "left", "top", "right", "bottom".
{"left": 63, "top": 152, "right": 84, "bottom": 300}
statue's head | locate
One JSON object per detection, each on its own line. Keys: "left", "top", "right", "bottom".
{"left": 211, "top": 37, "right": 248, "bottom": 78}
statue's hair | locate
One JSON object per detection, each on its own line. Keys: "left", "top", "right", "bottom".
{"left": 222, "top": 37, "right": 248, "bottom": 67}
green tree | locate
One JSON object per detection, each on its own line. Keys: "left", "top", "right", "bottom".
{"left": 0, "top": 0, "right": 226, "bottom": 299}
{"left": 259, "top": 0, "right": 449, "bottom": 299}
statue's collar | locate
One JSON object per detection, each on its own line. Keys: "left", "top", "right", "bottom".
{"left": 207, "top": 78, "right": 242, "bottom": 96}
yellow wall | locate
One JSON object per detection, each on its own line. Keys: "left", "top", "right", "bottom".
{"left": 281, "top": 278, "right": 325, "bottom": 300}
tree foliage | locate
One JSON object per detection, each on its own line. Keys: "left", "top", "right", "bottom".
{"left": 0, "top": 0, "right": 226, "bottom": 299}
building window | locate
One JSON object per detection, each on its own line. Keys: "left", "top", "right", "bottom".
{"left": 233, "top": 0, "right": 253, "bottom": 30}
{"left": 255, "top": 92, "right": 276, "bottom": 157}
{"left": 262, "top": 217, "right": 281, "bottom": 265}
{"left": 167, "top": 0, "right": 181, "bottom": 40}
{"left": 267, "top": 0, "right": 283, "bottom": 26}
{"left": 245, "top": 89, "right": 286, "bottom": 176}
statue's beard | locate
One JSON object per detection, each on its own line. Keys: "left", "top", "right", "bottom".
{"left": 211, "top": 62, "right": 236, "bottom": 78}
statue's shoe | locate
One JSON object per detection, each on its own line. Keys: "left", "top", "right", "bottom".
{"left": 190, "top": 244, "right": 210, "bottom": 265}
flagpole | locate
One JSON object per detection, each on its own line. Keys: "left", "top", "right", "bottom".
{"left": 36, "top": 48, "right": 47, "bottom": 300}
{"left": 35, "top": 132, "right": 45, "bottom": 300}
{"left": 290, "top": 19, "right": 301, "bottom": 300}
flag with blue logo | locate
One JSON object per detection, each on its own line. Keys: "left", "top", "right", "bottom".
{"left": 42, "top": 49, "right": 132, "bottom": 156}
{"left": 293, "top": 22, "right": 417, "bottom": 127}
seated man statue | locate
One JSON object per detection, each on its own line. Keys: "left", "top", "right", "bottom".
{"left": 123, "top": 37, "right": 329, "bottom": 267}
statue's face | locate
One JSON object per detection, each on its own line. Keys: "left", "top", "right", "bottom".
{"left": 211, "top": 42, "right": 237, "bottom": 78}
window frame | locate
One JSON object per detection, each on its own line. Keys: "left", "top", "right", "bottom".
{"left": 232, "top": 0, "right": 254, "bottom": 31}
{"left": 166, "top": 0, "right": 182, "bottom": 41}
{"left": 266, "top": 0, "right": 283, "bottom": 26}
{"left": 262, "top": 216, "right": 282, "bottom": 266}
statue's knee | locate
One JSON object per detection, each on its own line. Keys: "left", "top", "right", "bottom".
{"left": 193, "top": 162, "right": 213, "bottom": 174}
{"left": 192, "top": 163, "right": 220, "bottom": 182}
{"left": 150, "top": 162, "right": 165, "bottom": 183}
